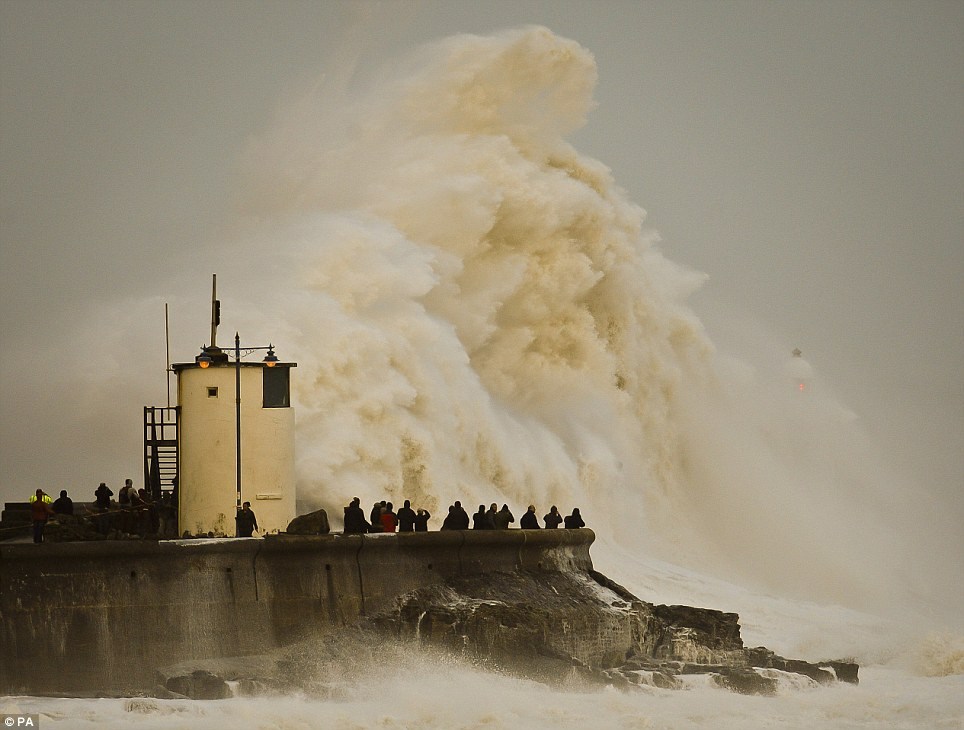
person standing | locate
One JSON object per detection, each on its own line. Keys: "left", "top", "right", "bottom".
{"left": 564, "top": 508, "right": 585, "bottom": 529}
{"left": 396, "top": 500, "right": 417, "bottom": 532}
{"left": 93, "top": 482, "right": 113, "bottom": 534}
{"left": 236, "top": 501, "right": 259, "bottom": 537}
{"left": 543, "top": 505, "right": 562, "bottom": 529}
{"left": 94, "top": 482, "right": 113, "bottom": 510}
{"left": 493, "top": 504, "right": 515, "bottom": 530}
{"left": 29, "top": 489, "right": 54, "bottom": 543}
{"left": 414, "top": 508, "right": 431, "bottom": 532}
{"left": 472, "top": 505, "right": 493, "bottom": 529}
{"left": 379, "top": 502, "right": 398, "bottom": 533}
{"left": 452, "top": 501, "right": 470, "bottom": 530}
{"left": 370, "top": 501, "right": 386, "bottom": 532}
{"left": 343, "top": 497, "right": 370, "bottom": 534}
{"left": 520, "top": 505, "right": 540, "bottom": 529}
{"left": 118, "top": 479, "right": 133, "bottom": 507}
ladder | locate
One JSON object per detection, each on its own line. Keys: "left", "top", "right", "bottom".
{"left": 144, "top": 406, "right": 179, "bottom": 501}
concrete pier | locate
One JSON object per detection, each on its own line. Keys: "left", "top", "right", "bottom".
{"left": 0, "top": 529, "right": 594, "bottom": 695}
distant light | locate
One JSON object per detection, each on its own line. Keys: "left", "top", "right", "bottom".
{"left": 263, "top": 345, "right": 278, "bottom": 367}
{"left": 798, "top": 383, "right": 806, "bottom": 391}
{"left": 197, "top": 347, "right": 213, "bottom": 369}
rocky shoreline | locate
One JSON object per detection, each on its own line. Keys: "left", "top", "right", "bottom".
{"left": 153, "top": 567, "right": 857, "bottom": 699}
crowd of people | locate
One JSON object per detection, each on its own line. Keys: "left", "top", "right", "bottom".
{"left": 24, "top": 483, "right": 585, "bottom": 543}
{"left": 343, "top": 497, "right": 585, "bottom": 534}
{"left": 26, "top": 480, "right": 178, "bottom": 542}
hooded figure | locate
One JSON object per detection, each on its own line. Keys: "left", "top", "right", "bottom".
{"left": 543, "top": 505, "right": 562, "bottom": 529}
{"left": 343, "top": 497, "right": 370, "bottom": 533}
{"left": 52, "top": 490, "right": 74, "bottom": 516}
{"left": 493, "top": 504, "right": 514, "bottom": 530}
{"left": 396, "top": 500, "right": 417, "bottom": 532}
{"left": 564, "top": 508, "right": 585, "bottom": 529}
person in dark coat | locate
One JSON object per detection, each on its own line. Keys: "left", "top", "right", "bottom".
{"left": 472, "top": 505, "right": 494, "bottom": 529}
{"left": 94, "top": 482, "right": 113, "bottom": 510}
{"left": 485, "top": 503, "right": 498, "bottom": 527}
{"left": 118, "top": 479, "right": 133, "bottom": 507}
{"left": 236, "top": 501, "right": 259, "bottom": 537}
{"left": 441, "top": 501, "right": 470, "bottom": 530}
{"left": 93, "top": 482, "right": 113, "bottom": 534}
{"left": 519, "top": 504, "right": 540, "bottom": 529}
{"left": 52, "top": 490, "right": 74, "bottom": 516}
{"left": 440, "top": 505, "right": 458, "bottom": 530}
{"left": 370, "top": 501, "right": 386, "bottom": 532}
{"left": 414, "top": 508, "right": 431, "bottom": 531}
{"left": 564, "top": 508, "right": 585, "bottom": 529}
{"left": 493, "top": 504, "right": 514, "bottom": 530}
{"left": 543, "top": 505, "right": 562, "bottom": 529}
{"left": 452, "top": 501, "right": 470, "bottom": 530}
{"left": 343, "top": 497, "right": 370, "bottom": 534}
{"left": 396, "top": 500, "right": 417, "bottom": 532}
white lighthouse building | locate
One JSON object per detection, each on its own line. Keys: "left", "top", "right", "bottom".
{"left": 171, "top": 340, "right": 296, "bottom": 536}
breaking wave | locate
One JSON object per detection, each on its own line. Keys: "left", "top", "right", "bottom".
{"left": 202, "top": 26, "right": 949, "bottom": 620}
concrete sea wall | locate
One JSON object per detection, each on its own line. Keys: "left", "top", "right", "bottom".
{"left": 0, "top": 530, "right": 594, "bottom": 695}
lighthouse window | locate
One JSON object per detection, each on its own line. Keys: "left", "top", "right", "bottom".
{"left": 263, "top": 367, "right": 290, "bottom": 408}
{"left": 207, "top": 387, "right": 218, "bottom": 398}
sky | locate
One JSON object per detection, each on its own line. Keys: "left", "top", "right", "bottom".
{"left": 0, "top": 0, "right": 961, "bottom": 527}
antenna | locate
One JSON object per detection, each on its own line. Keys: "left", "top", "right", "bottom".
{"left": 165, "top": 303, "right": 171, "bottom": 408}
{"left": 210, "top": 273, "right": 220, "bottom": 349}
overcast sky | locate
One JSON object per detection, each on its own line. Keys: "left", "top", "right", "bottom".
{"left": 1, "top": 0, "right": 961, "bottom": 516}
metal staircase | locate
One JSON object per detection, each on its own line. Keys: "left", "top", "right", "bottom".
{"left": 143, "top": 406, "right": 179, "bottom": 501}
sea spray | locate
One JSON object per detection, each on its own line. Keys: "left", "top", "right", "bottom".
{"left": 7, "top": 25, "right": 949, "bottom": 628}
{"left": 201, "top": 26, "right": 942, "bottom": 618}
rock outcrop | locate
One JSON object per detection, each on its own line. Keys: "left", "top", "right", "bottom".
{"left": 368, "top": 568, "right": 858, "bottom": 694}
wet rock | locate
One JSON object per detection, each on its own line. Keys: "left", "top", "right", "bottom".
{"left": 712, "top": 668, "right": 778, "bottom": 696}
{"left": 369, "top": 568, "right": 858, "bottom": 695}
{"left": 154, "top": 654, "right": 283, "bottom": 700}
{"left": 823, "top": 660, "right": 860, "bottom": 684}
{"left": 746, "top": 647, "right": 856, "bottom": 685}
{"left": 164, "top": 669, "right": 231, "bottom": 700}
{"left": 149, "top": 685, "right": 189, "bottom": 700}
{"left": 653, "top": 604, "right": 743, "bottom": 651}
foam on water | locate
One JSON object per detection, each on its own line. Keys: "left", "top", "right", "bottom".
{"left": 4, "top": 663, "right": 963, "bottom": 730}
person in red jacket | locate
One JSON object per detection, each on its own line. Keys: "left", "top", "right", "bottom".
{"left": 29, "top": 489, "right": 54, "bottom": 543}
{"left": 379, "top": 502, "right": 398, "bottom": 533}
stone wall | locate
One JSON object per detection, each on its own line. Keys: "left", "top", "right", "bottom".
{"left": 0, "top": 529, "right": 594, "bottom": 695}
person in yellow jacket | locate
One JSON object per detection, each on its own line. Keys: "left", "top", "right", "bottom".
{"left": 28, "top": 489, "right": 54, "bottom": 543}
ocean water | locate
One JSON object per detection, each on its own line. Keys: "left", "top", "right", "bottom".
{"left": 4, "top": 27, "right": 961, "bottom": 728}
